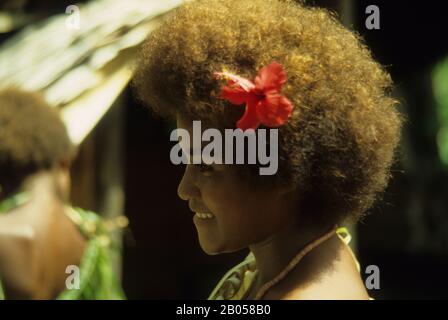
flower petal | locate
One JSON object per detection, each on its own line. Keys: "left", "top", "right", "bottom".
{"left": 256, "top": 91, "right": 293, "bottom": 127}
{"left": 254, "top": 61, "right": 287, "bottom": 91}
{"left": 220, "top": 86, "right": 250, "bottom": 105}
{"left": 236, "top": 96, "right": 261, "bottom": 130}
{"left": 214, "top": 71, "right": 255, "bottom": 92}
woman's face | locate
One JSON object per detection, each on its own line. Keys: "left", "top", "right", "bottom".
{"left": 176, "top": 116, "right": 294, "bottom": 255}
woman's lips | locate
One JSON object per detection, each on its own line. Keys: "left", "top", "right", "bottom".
{"left": 193, "top": 212, "right": 215, "bottom": 227}
{"left": 189, "top": 203, "right": 214, "bottom": 219}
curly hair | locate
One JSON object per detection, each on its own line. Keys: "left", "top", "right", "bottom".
{"left": 132, "top": 0, "right": 403, "bottom": 226}
{"left": 0, "top": 88, "right": 73, "bottom": 195}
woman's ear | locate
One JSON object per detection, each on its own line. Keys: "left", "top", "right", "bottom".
{"left": 59, "top": 155, "right": 72, "bottom": 171}
{"left": 54, "top": 156, "right": 72, "bottom": 201}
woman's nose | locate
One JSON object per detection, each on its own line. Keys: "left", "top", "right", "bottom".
{"left": 177, "top": 165, "right": 200, "bottom": 201}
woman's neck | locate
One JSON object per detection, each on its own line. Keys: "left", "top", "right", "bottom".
{"left": 248, "top": 218, "right": 333, "bottom": 287}
{"left": 23, "top": 171, "right": 65, "bottom": 202}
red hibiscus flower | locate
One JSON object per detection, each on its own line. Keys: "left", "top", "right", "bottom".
{"left": 213, "top": 61, "right": 294, "bottom": 130}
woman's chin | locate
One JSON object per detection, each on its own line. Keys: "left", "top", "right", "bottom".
{"left": 198, "top": 236, "right": 242, "bottom": 255}
{"left": 198, "top": 238, "right": 224, "bottom": 255}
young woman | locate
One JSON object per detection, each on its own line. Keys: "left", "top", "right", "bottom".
{"left": 0, "top": 89, "right": 126, "bottom": 299}
{"left": 133, "top": 0, "right": 402, "bottom": 299}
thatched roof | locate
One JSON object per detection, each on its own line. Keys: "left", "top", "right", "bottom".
{"left": 0, "top": 0, "right": 184, "bottom": 145}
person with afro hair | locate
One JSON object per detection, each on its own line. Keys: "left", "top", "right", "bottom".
{"left": 133, "top": 0, "right": 402, "bottom": 299}
{"left": 0, "top": 89, "right": 125, "bottom": 300}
